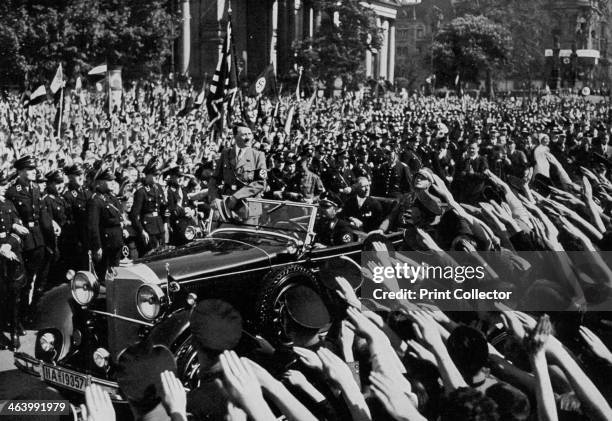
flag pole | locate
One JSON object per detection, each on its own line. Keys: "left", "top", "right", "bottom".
{"left": 296, "top": 66, "right": 303, "bottom": 100}
{"left": 57, "top": 86, "right": 64, "bottom": 140}
{"left": 227, "top": 4, "right": 244, "bottom": 123}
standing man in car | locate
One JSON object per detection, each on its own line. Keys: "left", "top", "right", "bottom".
{"left": 208, "top": 121, "right": 267, "bottom": 222}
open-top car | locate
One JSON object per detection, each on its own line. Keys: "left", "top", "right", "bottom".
{"left": 14, "top": 197, "right": 402, "bottom": 401}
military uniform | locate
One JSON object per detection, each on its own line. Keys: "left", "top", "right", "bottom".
{"left": 0, "top": 191, "right": 26, "bottom": 349}
{"left": 6, "top": 156, "right": 52, "bottom": 318}
{"left": 314, "top": 193, "right": 356, "bottom": 246}
{"left": 166, "top": 167, "right": 195, "bottom": 246}
{"left": 314, "top": 218, "right": 356, "bottom": 246}
{"left": 373, "top": 160, "right": 412, "bottom": 198}
{"left": 287, "top": 169, "right": 325, "bottom": 202}
{"left": 62, "top": 175, "right": 91, "bottom": 270}
{"left": 87, "top": 170, "right": 124, "bottom": 282}
{"left": 130, "top": 183, "right": 167, "bottom": 255}
{"left": 40, "top": 171, "right": 68, "bottom": 289}
{"left": 209, "top": 146, "right": 267, "bottom": 221}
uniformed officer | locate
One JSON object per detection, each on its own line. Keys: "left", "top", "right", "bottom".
{"left": 87, "top": 169, "right": 124, "bottom": 282}
{"left": 6, "top": 155, "right": 52, "bottom": 320}
{"left": 40, "top": 170, "right": 67, "bottom": 289}
{"left": 165, "top": 165, "right": 196, "bottom": 246}
{"left": 328, "top": 149, "right": 355, "bottom": 203}
{"left": 0, "top": 171, "right": 26, "bottom": 350}
{"left": 62, "top": 164, "right": 91, "bottom": 271}
{"left": 313, "top": 192, "right": 356, "bottom": 246}
{"left": 265, "top": 153, "right": 286, "bottom": 200}
{"left": 208, "top": 121, "right": 267, "bottom": 223}
{"left": 373, "top": 146, "right": 412, "bottom": 198}
{"left": 130, "top": 158, "right": 167, "bottom": 255}
{"left": 286, "top": 156, "right": 325, "bottom": 203}
{"left": 281, "top": 285, "right": 331, "bottom": 348}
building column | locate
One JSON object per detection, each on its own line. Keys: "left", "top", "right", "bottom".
{"left": 180, "top": 0, "right": 191, "bottom": 74}
{"left": 295, "top": 0, "right": 303, "bottom": 41}
{"left": 271, "top": 0, "right": 278, "bottom": 70}
{"left": 380, "top": 19, "right": 389, "bottom": 80}
{"left": 388, "top": 20, "right": 395, "bottom": 83}
{"left": 366, "top": 49, "right": 373, "bottom": 77}
{"left": 309, "top": 6, "right": 314, "bottom": 37}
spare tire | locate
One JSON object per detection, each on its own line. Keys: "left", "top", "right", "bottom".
{"left": 254, "top": 264, "right": 330, "bottom": 345}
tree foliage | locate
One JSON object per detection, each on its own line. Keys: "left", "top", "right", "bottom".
{"left": 293, "top": 0, "right": 382, "bottom": 87}
{"left": 453, "top": 0, "right": 552, "bottom": 82}
{"left": 431, "top": 14, "right": 510, "bottom": 87}
{"left": 0, "top": 0, "right": 177, "bottom": 87}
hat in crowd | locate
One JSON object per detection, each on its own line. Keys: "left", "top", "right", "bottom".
{"left": 413, "top": 190, "right": 443, "bottom": 216}
{"left": 143, "top": 157, "right": 161, "bottom": 175}
{"left": 163, "top": 164, "right": 184, "bottom": 177}
{"left": 13, "top": 155, "right": 36, "bottom": 171}
{"left": 284, "top": 285, "right": 330, "bottom": 330}
{"left": 45, "top": 170, "right": 64, "bottom": 184}
{"left": 116, "top": 342, "right": 177, "bottom": 410}
{"left": 190, "top": 299, "right": 243, "bottom": 351}
{"left": 63, "top": 164, "right": 84, "bottom": 176}
{"left": 95, "top": 168, "right": 115, "bottom": 182}
{"left": 319, "top": 191, "right": 342, "bottom": 208}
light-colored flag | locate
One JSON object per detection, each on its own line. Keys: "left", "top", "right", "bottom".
{"left": 50, "top": 64, "right": 64, "bottom": 94}
{"left": 88, "top": 64, "right": 108, "bottom": 76}
{"left": 284, "top": 104, "right": 295, "bottom": 135}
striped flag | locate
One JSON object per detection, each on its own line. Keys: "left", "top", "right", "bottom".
{"left": 206, "top": 20, "right": 237, "bottom": 130}
{"left": 28, "top": 85, "right": 47, "bottom": 106}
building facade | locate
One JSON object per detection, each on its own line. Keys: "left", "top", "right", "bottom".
{"left": 544, "top": 0, "right": 610, "bottom": 88}
{"left": 183, "top": 0, "right": 399, "bottom": 86}
{"left": 394, "top": 0, "right": 612, "bottom": 91}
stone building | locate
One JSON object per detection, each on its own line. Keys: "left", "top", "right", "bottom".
{"left": 543, "top": 0, "right": 610, "bottom": 88}
{"left": 394, "top": 0, "right": 612, "bottom": 91}
{"left": 181, "top": 0, "right": 400, "bottom": 86}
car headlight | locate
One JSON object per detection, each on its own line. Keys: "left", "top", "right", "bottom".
{"left": 40, "top": 332, "right": 56, "bottom": 353}
{"left": 184, "top": 226, "right": 197, "bottom": 241}
{"left": 136, "top": 284, "right": 165, "bottom": 320}
{"left": 93, "top": 348, "right": 110, "bottom": 369}
{"left": 71, "top": 271, "right": 99, "bottom": 306}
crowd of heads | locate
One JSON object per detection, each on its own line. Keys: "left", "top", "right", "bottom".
{"left": 4, "top": 84, "right": 612, "bottom": 420}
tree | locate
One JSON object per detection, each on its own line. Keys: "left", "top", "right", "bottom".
{"left": 453, "top": 0, "right": 551, "bottom": 86}
{"left": 293, "top": 0, "right": 382, "bottom": 90}
{"left": 431, "top": 14, "right": 510, "bottom": 94}
{"left": 0, "top": 0, "right": 178, "bottom": 87}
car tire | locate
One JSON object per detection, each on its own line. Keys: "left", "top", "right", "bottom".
{"left": 174, "top": 334, "right": 200, "bottom": 390}
{"left": 254, "top": 264, "right": 330, "bottom": 345}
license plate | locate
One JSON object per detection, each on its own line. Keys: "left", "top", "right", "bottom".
{"left": 41, "top": 364, "right": 88, "bottom": 392}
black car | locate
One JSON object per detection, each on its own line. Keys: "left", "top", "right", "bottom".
{"left": 14, "top": 198, "right": 401, "bottom": 401}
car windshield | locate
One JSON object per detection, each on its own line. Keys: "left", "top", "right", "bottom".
{"left": 212, "top": 198, "right": 317, "bottom": 243}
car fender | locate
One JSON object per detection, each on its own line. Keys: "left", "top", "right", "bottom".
{"left": 33, "top": 284, "right": 73, "bottom": 360}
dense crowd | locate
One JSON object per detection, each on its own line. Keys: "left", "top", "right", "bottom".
{"left": 3, "top": 85, "right": 612, "bottom": 421}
